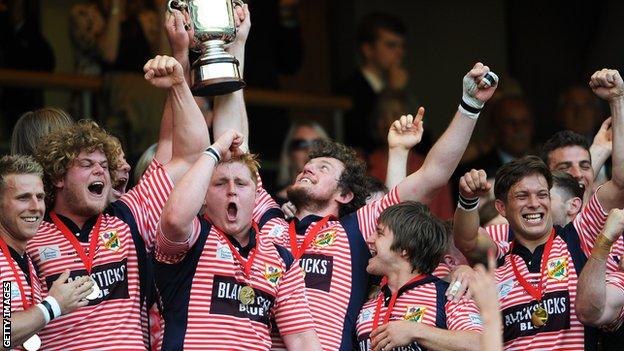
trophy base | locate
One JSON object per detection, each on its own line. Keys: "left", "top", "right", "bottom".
{"left": 191, "top": 59, "right": 245, "bottom": 96}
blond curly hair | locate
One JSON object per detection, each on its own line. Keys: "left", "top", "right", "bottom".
{"left": 35, "top": 120, "right": 122, "bottom": 203}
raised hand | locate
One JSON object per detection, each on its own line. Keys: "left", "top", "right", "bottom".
{"left": 463, "top": 62, "right": 499, "bottom": 107}
{"left": 211, "top": 129, "right": 244, "bottom": 162}
{"left": 459, "top": 169, "right": 492, "bottom": 199}
{"left": 165, "top": 9, "right": 195, "bottom": 60}
{"left": 592, "top": 117, "right": 613, "bottom": 152}
{"left": 47, "top": 270, "right": 94, "bottom": 315}
{"left": 143, "top": 55, "right": 185, "bottom": 88}
{"left": 387, "top": 107, "right": 425, "bottom": 151}
{"left": 601, "top": 208, "right": 624, "bottom": 242}
{"left": 589, "top": 69, "right": 624, "bottom": 102}
{"left": 228, "top": 3, "right": 251, "bottom": 51}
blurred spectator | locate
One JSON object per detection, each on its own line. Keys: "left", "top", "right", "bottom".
{"left": 478, "top": 200, "right": 507, "bottom": 227}
{"left": 0, "top": 0, "right": 55, "bottom": 139}
{"left": 367, "top": 92, "right": 453, "bottom": 219}
{"left": 275, "top": 120, "right": 329, "bottom": 203}
{"left": 338, "top": 12, "right": 408, "bottom": 154}
{"left": 10, "top": 107, "right": 74, "bottom": 155}
{"left": 556, "top": 85, "right": 604, "bottom": 140}
{"left": 69, "top": 0, "right": 167, "bottom": 159}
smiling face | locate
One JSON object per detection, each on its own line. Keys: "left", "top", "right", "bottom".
{"left": 287, "top": 157, "right": 347, "bottom": 214}
{"left": 204, "top": 161, "right": 256, "bottom": 237}
{"left": 496, "top": 173, "right": 553, "bottom": 241}
{"left": 54, "top": 150, "right": 111, "bottom": 218}
{"left": 366, "top": 223, "right": 401, "bottom": 276}
{"left": 0, "top": 173, "right": 45, "bottom": 246}
{"left": 547, "top": 145, "right": 593, "bottom": 194}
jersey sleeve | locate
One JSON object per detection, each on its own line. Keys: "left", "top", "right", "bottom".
{"left": 119, "top": 162, "right": 175, "bottom": 251}
{"left": 445, "top": 299, "right": 484, "bottom": 332}
{"left": 573, "top": 188, "right": 609, "bottom": 256}
{"left": 356, "top": 186, "right": 401, "bottom": 241}
{"left": 253, "top": 174, "right": 284, "bottom": 225}
{"left": 273, "top": 261, "right": 315, "bottom": 336}
{"left": 154, "top": 217, "right": 202, "bottom": 264}
{"left": 484, "top": 224, "right": 511, "bottom": 259}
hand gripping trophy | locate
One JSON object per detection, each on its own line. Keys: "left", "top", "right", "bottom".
{"left": 168, "top": 0, "right": 246, "bottom": 96}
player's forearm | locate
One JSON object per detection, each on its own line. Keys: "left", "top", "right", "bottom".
{"left": 386, "top": 147, "right": 409, "bottom": 189}
{"left": 453, "top": 206, "right": 481, "bottom": 255}
{"left": 577, "top": 246, "right": 610, "bottom": 326}
{"left": 213, "top": 90, "right": 249, "bottom": 151}
{"left": 479, "top": 309, "right": 503, "bottom": 351}
{"left": 282, "top": 330, "right": 322, "bottom": 351}
{"left": 169, "top": 82, "right": 210, "bottom": 165}
{"left": 589, "top": 143, "right": 611, "bottom": 178}
{"left": 414, "top": 326, "right": 481, "bottom": 351}
{"left": 154, "top": 95, "right": 173, "bottom": 164}
{"left": 1, "top": 307, "right": 46, "bottom": 350}
{"left": 609, "top": 97, "right": 624, "bottom": 187}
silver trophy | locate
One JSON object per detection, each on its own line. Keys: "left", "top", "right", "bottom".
{"left": 168, "top": 0, "right": 245, "bottom": 96}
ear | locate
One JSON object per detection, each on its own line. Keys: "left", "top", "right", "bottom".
{"left": 566, "top": 197, "right": 583, "bottom": 218}
{"left": 54, "top": 178, "right": 64, "bottom": 189}
{"left": 335, "top": 191, "right": 354, "bottom": 206}
{"left": 361, "top": 43, "right": 373, "bottom": 61}
{"left": 494, "top": 199, "right": 508, "bottom": 218}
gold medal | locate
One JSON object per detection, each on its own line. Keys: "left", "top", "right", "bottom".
{"left": 531, "top": 306, "right": 548, "bottom": 328}
{"left": 239, "top": 285, "right": 255, "bottom": 305}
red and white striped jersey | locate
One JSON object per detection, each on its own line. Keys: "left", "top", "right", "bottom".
{"left": 485, "top": 190, "right": 616, "bottom": 271}
{"left": 253, "top": 184, "right": 401, "bottom": 351}
{"left": 26, "top": 162, "right": 173, "bottom": 350}
{"left": 356, "top": 275, "right": 483, "bottom": 351}
{"left": 0, "top": 248, "right": 43, "bottom": 351}
{"left": 154, "top": 218, "right": 314, "bottom": 351}
{"left": 604, "top": 271, "right": 624, "bottom": 331}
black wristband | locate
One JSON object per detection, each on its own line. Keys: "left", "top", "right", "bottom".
{"left": 460, "top": 99, "right": 482, "bottom": 115}
{"left": 458, "top": 193, "right": 479, "bottom": 211}
{"left": 41, "top": 300, "right": 56, "bottom": 321}
{"left": 205, "top": 147, "right": 221, "bottom": 163}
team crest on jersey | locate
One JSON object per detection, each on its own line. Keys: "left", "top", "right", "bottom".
{"left": 497, "top": 278, "right": 515, "bottom": 299}
{"left": 547, "top": 257, "right": 568, "bottom": 281}
{"left": 268, "top": 225, "right": 285, "bottom": 238}
{"left": 38, "top": 245, "right": 61, "bottom": 262}
{"left": 404, "top": 306, "right": 426, "bottom": 322}
{"left": 314, "top": 230, "right": 336, "bottom": 248}
{"left": 264, "top": 264, "right": 283, "bottom": 286}
{"left": 100, "top": 231, "right": 121, "bottom": 251}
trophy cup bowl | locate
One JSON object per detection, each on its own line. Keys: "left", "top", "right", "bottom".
{"left": 168, "top": 0, "right": 246, "bottom": 96}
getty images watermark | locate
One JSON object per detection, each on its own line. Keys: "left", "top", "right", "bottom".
{"left": 2, "top": 281, "right": 11, "bottom": 348}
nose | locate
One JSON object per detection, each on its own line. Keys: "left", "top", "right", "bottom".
{"left": 93, "top": 162, "right": 106, "bottom": 174}
{"left": 366, "top": 232, "right": 377, "bottom": 246}
{"left": 120, "top": 160, "right": 131, "bottom": 173}
{"left": 568, "top": 165, "right": 583, "bottom": 181}
{"left": 227, "top": 180, "right": 237, "bottom": 195}
{"left": 527, "top": 194, "right": 540, "bottom": 209}
{"left": 29, "top": 196, "right": 44, "bottom": 212}
{"left": 301, "top": 162, "right": 316, "bottom": 175}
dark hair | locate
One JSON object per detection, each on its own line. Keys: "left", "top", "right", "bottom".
{"left": 551, "top": 170, "right": 584, "bottom": 201}
{"left": 494, "top": 155, "right": 552, "bottom": 202}
{"left": 378, "top": 201, "right": 447, "bottom": 274}
{"left": 540, "top": 130, "right": 591, "bottom": 166}
{"left": 308, "top": 139, "right": 369, "bottom": 217}
{"left": 357, "top": 12, "right": 406, "bottom": 48}
{"left": 478, "top": 200, "right": 500, "bottom": 227}
{"left": 365, "top": 175, "right": 388, "bottom": 195}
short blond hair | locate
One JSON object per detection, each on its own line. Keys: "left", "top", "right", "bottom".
{"left": 223, "top": 153, "right": 260, "bottom": 184}
{"left": 11, "top": 107, "right": 74, "bottom": 156}
{"left": 35, "top": 120, "right": 121, "bottom": 203}
{"left": 0, "top": 155, "right": 44, "bottom": 194}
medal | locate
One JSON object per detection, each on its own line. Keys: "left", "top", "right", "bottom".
{"left": 531, "top": 306, "right": 548, "bottom": 328}
{"left": 288, "top": 215, "right": 333, "bottom": 259}
{"left": 22, "top": 334, "right": 41, "bottom": 351}
{"left": 85, "top": 277, "right": 101, "bottom": 301}
{"left": 239, "top": 285, "right": 256, "bottom": 305}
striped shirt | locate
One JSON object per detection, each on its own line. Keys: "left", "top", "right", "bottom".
{"left": 26, "top": 162, "right": 173, "bottom": 350}
{"left": 154, "top": 218, "right": 314, "bottom": 351}
{"left": 604, "top": 271, "right": 624, "bottom": 331}
{"left": 254, "top": 184, "right": 401, "bottom": 351}
{"left": 0, "top": 247, "right": 42, "bottom": 351}
{"left": 356, "top": 275, "right": 483, "bottom": 351}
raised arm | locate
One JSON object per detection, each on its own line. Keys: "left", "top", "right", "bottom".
{"left": 212, "top": 4, "right": 251, "bottom": 151}
{"left": 160, "top": 131, "right": 242, "bottom": 243}
{"left": 577, "top": 208, "right": 624, "bottom": 326}
{"left": 589, "top": 117, "right": 612, "bottom": 178}
{"left": 385, "top": 108, "right": 424, "bottom": 188}
{"left": 453, "top": 169, "right": 497, "bottom": 258}
{"left": 396, "top": 63, "right": 498, "bottom": 202}
{"left": 590, "top": 69, "right": 624, "bottom": 210}
{"left": 144, "top": 55, "right": 210, "bottom": 182}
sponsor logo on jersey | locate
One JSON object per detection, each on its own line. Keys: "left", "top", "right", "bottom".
{"left": 216, "top": 243, "right": 234, "bottom": 262}
{"left": 211, "top": 275, "right": 276, "bottom": 326}
{"left": 264, "top": 264, "right": 283, "bottom": 286}
{"left": 38, "top": 245, "right": 61, "bottom": 262}
{"left": 358, "top": 307, "right": 374, "bottom": 323}
{"left": 100, "top": 231, "right": 121, "bottom": 252}
{"left": 497, "top": 278, "right": 515, "bottom": 299}
{"left": 502, "top": 290, "right": 570, "bottom": 342}
{"left": 404, "top": 306, "right": 426, "bottom": 322}
{"left": 268, "top": 225, "right": 285, "bottom": 238}
{"left": 299, "top": 253, "right": 334, "bottom": 292}
{"left": 314, "top": 230, "right": 336, "bottom": 248}
{"left": 547, "top": 257, "right": 568, "bottom": 281}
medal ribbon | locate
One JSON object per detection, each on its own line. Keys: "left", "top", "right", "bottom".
{"left": 0, "top": 237, "right": 36, "bottom": 309}
{"left": 372, "top": 274, "right": 427, "bottom": 330}
{"left": 50, "top": 212, "right": 103, "bottom": 274}
{"left": 216, "top": 222, "right": 260, "bottom": 281}
{"left": 509, "top": 228, "right": 556, "bottom": 303}
{"left": 288, "top": 215, "right": 333, "bottom": 259}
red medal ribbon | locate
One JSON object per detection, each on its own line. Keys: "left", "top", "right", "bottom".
{"left": 288, "top": 215, "right": 333, "bottom": 259}
{"left": 372, "top": 274, "right": 427, "bottom": 330}
{"left": 215, "top": 222, "right": 260, "bottom": 281}
{"left": 50, "top": 212, "right": 103, "bottom": 274}
{"left": 0, "top": 237, "right": 36, "bottom": 309}
{"left": 509, "top": 228, "right": 556, "bottom": 303}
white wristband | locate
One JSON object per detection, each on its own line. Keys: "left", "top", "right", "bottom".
{"left": 35, "top": 303, "right": 51, "bottom": 324}
{"left": 44, "top": 296, "right": 62, "bottom": 318}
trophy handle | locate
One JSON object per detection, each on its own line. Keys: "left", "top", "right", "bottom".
{"left": 167, "top": 0, "right": 188, "bottom": 12}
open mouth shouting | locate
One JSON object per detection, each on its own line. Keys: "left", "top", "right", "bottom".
{"left": 87, "top": 181, "right": 106, "bottom": 197}
{"left": 112, "top": 176, "right": 129, "bottom": 198}
{"left": 227, "top": 202, "right": 238, "bottom": 222}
